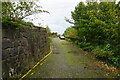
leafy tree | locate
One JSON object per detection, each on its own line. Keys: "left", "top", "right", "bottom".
{"left": 65, "top": 1, "right": 120, "bottom": 67}
{"left": 2, "top": 1, "right": 48, "bottom": 21}
{"left": 46, "top": 26, "right": 51, "bottom": 36}
{"left": 2, "top": 1, "right": 49, "bottom": 29}
{"left": 63, "top": 27, "right": 78, "bottom": 39}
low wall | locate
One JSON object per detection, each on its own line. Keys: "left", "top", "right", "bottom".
{"left": 2, "top": 27, "right": 50, "bottom": 78}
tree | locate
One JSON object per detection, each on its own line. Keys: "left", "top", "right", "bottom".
{"left": 46, "top": 26, "right": 51, "bottom": 36}
{"left": 2, "top": 1, "right": 48, "bottom": 21}
{"left": 63, "top": 27, "right": 78, "bottom": 39}
{"left": 65, "top": 1, "right": 120, "bottom": 67}
{"left": 66, "top": 2, "right": 119, "bottom": 44}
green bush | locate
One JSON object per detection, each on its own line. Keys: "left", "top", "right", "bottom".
{"left": 82, "top": 45, "right": 94, "bottom": 52}
{"left": 77, "top": 42, "right": 90, "bottom": 48}
{"left": 108, "top": 56, "right": 120, "bottom": 68}
{"left": 103, "top": 44, "right": 112, "bottom": 51}
{"left": 73, "top": 40, "right": 119, "bottom": 68}
{"left": 74, "top": 40, "right": 79, "bottom": 45}
{"left": 74, "top": 41, "right": 94, "bottom": 52}
{"left": 91, "top": 46, "right": 114, "bottom": 58}
{"left": 2, "top": 16, "right": 33, "bottom": 29}
{"left": 2, "top": 18, "right": 24, "bottom": 29}
{"left": 65, "top": 38, "right": 71, "bottom": 41}
{"left": 48, "top": 37, "right": 53, "bottom": 43}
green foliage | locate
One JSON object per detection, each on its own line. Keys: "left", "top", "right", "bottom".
{"left": 2, "top": 16, "right": 34, "bottom": 29}
{"left": 24, "top": 22, "right": 34, "bottom": 27}
{"left": 65, "top": 38, "right": 71, "bottom": 41}
{"left": 69, "top": 2, "right": 119, "bottom": 44}
{"left": 2, "top": 1, "right": 48, "bottom": 21}
{"left": 48, "top": 37, "right": 53, "bottom": 43}
{"left": 77, "top": 42, "right": 94, "bottom": 52}
{"left": 108, "top": 56, "right": 120, "bottom": 67}
{"left": 65, "top": 1, "right": 120, "bottom": 67}
{"left": 2, "top": 1, "right": 48, "bottom": 29}
{"left": 78, "top": 42, "right": 90, "bottom": 48}
{"left": 46, "top": 26, "right": 51, "bottom": 36}
{"left": 82, "top": 46, "right": 94, "bottom": 52}
{"left": 91, "top": 46, "right": 114, "bottom": 58}
{"left": 63, "top": 27, "right": 78, "bottom": 39}
{"left": 2, "top": 18, "right": 24, "bottom": 29}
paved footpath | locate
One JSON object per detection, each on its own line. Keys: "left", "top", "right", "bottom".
{"left": 27, "top": 38, "right": 111, "bottom": 78}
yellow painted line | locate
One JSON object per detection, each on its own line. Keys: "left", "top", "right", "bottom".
{"left": 30, "top": 60, "right": 46, "bottom": 76}
{"left": 19, "top": 46, "right": 52, "bottom": 80}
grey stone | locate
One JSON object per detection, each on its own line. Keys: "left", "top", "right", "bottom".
{"left": 2, "top": 40, "right": 14, "bottom": 49}
{"left": 19, "top": 47, "right": 25, "bottom": 54}
{"left": 2, "top": 27, "right": 50, "bottom": 78}
{"left": 14, "top": 41, "right": 20, "bottom": 47}
{"left": 2, "top": 29, "right": 15, "bottom": 39}
{"left": 22, "top": 33, "right": 30, "bottom": 38}
{"left": 14, "top": 33, "right": 21, "bottom": 38}
{"left": 2, "top": 49, "right": 10, "bottom": 60}
{"left": 9, "top": 48, "right": 18, "bottom": 57}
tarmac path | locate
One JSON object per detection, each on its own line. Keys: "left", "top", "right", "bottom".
{"left": 27, "top": 38, "right": 111, "bottom": 78}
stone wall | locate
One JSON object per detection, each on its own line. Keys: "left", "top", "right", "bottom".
{"left": 2, "top": 27, "right": 50, "bottom": 78}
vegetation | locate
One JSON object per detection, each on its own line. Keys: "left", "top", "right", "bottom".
{"left": 46, "top": 26, "right": 51, "bottom": 36}
{"left": 46, "top": 26, "right": 53, "bottom": 43}
{"left": 63, "top": 27, "right": 78, "bottom": 39}
{"left": 2, "top": 1, "right": 48, "bottom": 29}
{"left": 64, "top": 1, "right": 120, "bottom": 68}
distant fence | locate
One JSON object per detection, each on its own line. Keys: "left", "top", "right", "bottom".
{"left": 2, "top": 27, "right": 50, "bottom": 78}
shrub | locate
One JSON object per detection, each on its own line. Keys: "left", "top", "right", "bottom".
{"left": 103, "top": 44, "right": 112, "bottom": 51}
{"left": 65, "top": 38, "right": 71, "bottom": 41}
{"left": 2, "top": 18, "right": 25, "bottom": 29}
{"left": 82, "top": 45, "right": 94, "bottom": 52}
{"left": 74, "top": 40, "right": 79, "bottom": 45}
{"left": 74, "top": 41, "right": 94, "bottom": 52}
{"left": 91, "top": 46, "right": 114, "bottom": 58}
{"left": 108, "top": 56, "right": 120, "bottom": 68}
{"left": 77, "top": 42, "right": 91, "bottom": 48}
{"left": 48, "top": 37, "right": 53, "bottom": 43}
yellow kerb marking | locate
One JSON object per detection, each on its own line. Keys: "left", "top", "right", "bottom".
{"left": 19, "top": 46, "right": 52, "bottom": 80}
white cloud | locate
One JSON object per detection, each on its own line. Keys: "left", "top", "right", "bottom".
{"left": 48, "top": 24, "right": 66, "bottom": 34}
{"left": 25, "top": 0, "right": 119, "bottom": 34}
{"left": 30, "top": 0, "right": 85, "bottom": 34}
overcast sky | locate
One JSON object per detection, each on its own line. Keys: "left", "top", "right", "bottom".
{"left": 30, "top": 0, "right": 85, "bottom": 34}
{"left": 26, "top": 0, "right": 119, "bottom": 35}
